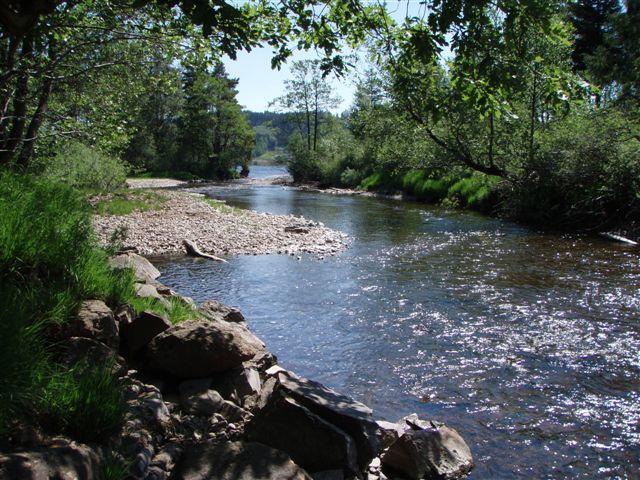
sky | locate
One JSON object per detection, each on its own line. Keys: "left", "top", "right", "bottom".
{"left": 223, "top": 46, "right": 360, "bottom": 114}
{"left": 223, "top": 1, "right": 429, "bottom": 114}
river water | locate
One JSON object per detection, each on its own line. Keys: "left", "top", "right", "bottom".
{"left": 155, "top": 166, "right": 640, "bottom": 479}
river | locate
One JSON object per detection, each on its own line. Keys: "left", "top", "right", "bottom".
{"left": 154, "top": 165, "right": 640, "bottom": 479}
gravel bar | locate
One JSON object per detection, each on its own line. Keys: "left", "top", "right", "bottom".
{"left": 93, "top": 190, "right": 348, "bottom": 258}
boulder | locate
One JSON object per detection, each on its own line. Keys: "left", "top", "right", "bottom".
{"left": 121, "top": 311, "right": 171, "bottom": 355}
{"left": 179, "top": 384, "right": 225, "bottom": 416}
{"left": 178, "top": 379, "right": 251, "bottom": 422}
{"left": 0, "top": 438, "right": 101, "bottom": 480}
{"left": 247, "top": 350, "right": 278, "bottom": 373}
{"left": 172, "top": 441, "right": 312, "bottom": 480}
{"left": 134, "top": 283, "right": 170, "bottom": 308}
{"left": 246, "top": 390, "right": 359, "bottom": 474}
{"left": 66, "top": 300, "right": 119, "bottom": 349}
{"left": 114, "top": 304, "right": 135, "bottom": 326}
{"left": 211, "top": 366, "right": 262, "bottom": 405}
{"left": 381, "top": 422, "right": 473, "bottom": 480}
{"left": 58, "top": 337, "right": 126, "bottom": 374}
{"left": 146, "top": 319, "right": 266, "bottom": 378}
{"left": 201, "top": 299, "right": 246, "bottom": 323}
{"left": 274, "top": 369, "right": 383, "bottom": 470}
{"left": 109, "top": 252, "right": 160, "bottom": 282}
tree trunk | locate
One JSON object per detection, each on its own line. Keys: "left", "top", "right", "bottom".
{"left": 528, "top": 67, "right": 538, "bottom": 165}
{"left": 16, "top": 72, "right": 53, "bottom": 168}
{"left": 0, "top": 35, "right": 32, "bottom": 165}
{"left": 488, "top": 110, "right": 494, "bottom": 167}
{"left": 313, "top": 88, "right": 319, "bottom": 151}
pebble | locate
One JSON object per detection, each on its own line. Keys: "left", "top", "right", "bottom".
{"left": 93, "top": 190, "right": 349, "bottom": 257}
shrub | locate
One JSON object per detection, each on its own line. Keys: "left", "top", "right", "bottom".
{"left": 340, "top": 167, "right": 364, "bottom": 188}
{"left": 41, "top": 141, "right": 129, "bottom": 192}
{"left": 509, "top": 108, "right": 640, "bottom": 228}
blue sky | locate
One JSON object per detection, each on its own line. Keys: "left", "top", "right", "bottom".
{"left": 223, "top": 46, "right": 360, "bottom": 114}
{"left": 223, "top": 1, "right": 429, "bottom": 113}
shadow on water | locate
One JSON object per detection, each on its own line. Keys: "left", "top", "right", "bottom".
{"left": 155, "top": 172, "right": 640, "bottom": 479}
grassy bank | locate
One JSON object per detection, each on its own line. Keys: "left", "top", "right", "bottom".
{"left": 358, "top": 169, "right": 502, "bottom": 214}
{"left": 0, "top": 172, "right": 200, "bottom": 444}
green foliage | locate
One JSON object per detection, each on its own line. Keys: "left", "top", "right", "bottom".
{"left": 41, "top": 142, "right": 129, "bottom": 192}
{"left": 0, "top": 172, "right": 133, "bottom": 438}
{"left": 40, "top": 363, "right": 126, "bottom": 442}
{"left": 128, "top": 295, "right": 202, "bottom": 325}
{"left": 447, "top": 175, "right": 501, "bottom": 212}
{"left": 100, "top": 453, "right": 131, "bottom": 480}
{"left": 509, "top": 107, "right": 640, "bottom": 228}
{"left": 359, "top": 172, "right": 401, "bottom": 192}
{"left": 340, "top": 168, "right": 364, "bottom": 188}
{"left": 133, "top": 171, "right": 199, "bottom": 181}
{"left": 95, "top": 190, "right": 167, "bottom": 216}
{"left": 203, "top": 198, "right": 243, "bottom": 215}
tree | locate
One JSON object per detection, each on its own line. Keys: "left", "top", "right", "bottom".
{"left": 272, "top": 59, "right": 340, "bottom": 152}
{"left": 177, "top": 62, "right": 254, "bottom": 178}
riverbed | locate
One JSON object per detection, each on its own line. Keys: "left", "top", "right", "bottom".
{"left": 154, "top": 166, "right": 640, "bottom": 479}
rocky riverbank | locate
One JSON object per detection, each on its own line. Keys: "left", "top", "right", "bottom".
{"left": 0, "top": 252, "right": 474, "bottom": 480}
{"left": 93, "top": 189, "right": 348, "bottom": 258}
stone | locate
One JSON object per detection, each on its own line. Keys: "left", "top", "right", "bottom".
{"left": 180, "top": 387, "right": 225, "bottom": 416}
{"left": 275, "top": 369, "right": 383, "bottom": 470}
{"left": 146, "top": 319, "right": 266, "bottom": 378}
{"left": 114, "top": 304, "right": 135, "bottom": 326}
{"left": 246, "top": 390, "right": 359, "bottom": 474}
{"left": 0, "top": 438, "right": 101, "bottom": 480}
{"left": 285, "top": 225, "right": 310, "bottom": 234}
{"left": 381, "top": 423, "right": 473, "bottom": 480}
{"left": 109, "top": 252, "right": 160, "bottom": 282}
{"left": 58, "top": 337, "right": 126, "bottom": 374}
{"left": 201, "top": 299, "right": 246, "bottom": 323}
{"left": 376, "top": 420, "right": 406, "bottom": 450}
{"left": 172, "top": 441, "right": 312, "bottom": 480}
{"left": 211, "top": 366, "right": 262, "bottom": 405}
{"left": 247, "top": 350, "right": 278, "bottom": 372}
{"left": 134, "top": 283, "right": 170, "bottom": 308}
{"left": 66, "top": 300, "right": 119, "bottom": 349}
{"left": 121, "top": 311, "right": 171, "bottom": 355}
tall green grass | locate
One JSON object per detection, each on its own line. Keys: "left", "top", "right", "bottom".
{"left": 447, "top": 174, "right": 501, "bottom": 211}
{"left": 0, "top": 171, "right": 133, "bottom": 441}
{"left": 361, "top": 168, "right": 501, "bottom": 212}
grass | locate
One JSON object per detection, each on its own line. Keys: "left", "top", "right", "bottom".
{"left": 203, "top": 197, "right": 243, "bottom": 215}
{"left": 94, "top": 189, "right": 167, "bottom": 216}
{"left": 129, "top": 295, "right": 203, "bottom": 325}
{"left": 0, "top": 171, "right": 137, "bottom": 441}
{"left": 360, "top": 168, "right": 501, "bottom": 212}
{"left": 133, "top": 170, "right": 199, "bottom": 181}
{"left": 39, "top": 362, "right": 126, "bottom": 442}
{"left": 447, "top": 174, "right": 501, "bottom": 211}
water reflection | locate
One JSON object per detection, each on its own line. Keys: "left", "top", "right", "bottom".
{"left": 155, "top": 182, "right": 640, "bottom": 479}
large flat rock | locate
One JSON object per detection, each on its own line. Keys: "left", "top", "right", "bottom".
{"left": 146, "top": 319, "right": 266, "bottom": 378}
{"left": 271, "top": 369, "right": 383, "bottom": 469}
{"left": 109, "top": 252, "right": 160, "bottom": 282}
{"left": 246, "top": 390, "right": 359, "bottom": 474}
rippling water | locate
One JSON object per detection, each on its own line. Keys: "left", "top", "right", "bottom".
{"left": 155, "top": 168, "right": 640, "bottom": 479}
